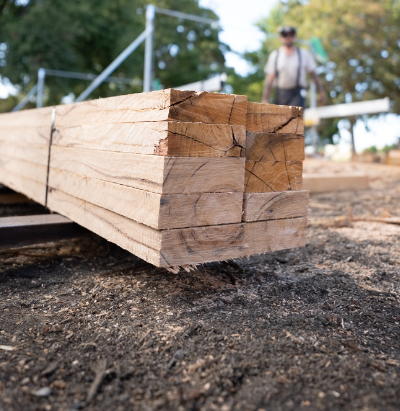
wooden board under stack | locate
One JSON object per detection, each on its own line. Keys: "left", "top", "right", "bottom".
{"left": 0, "top": 90, "right": 308, "bottom": 270}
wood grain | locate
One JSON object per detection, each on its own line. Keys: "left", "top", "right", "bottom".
{"left": 246, "top": 101, "right": 304, "bottom": 134}
{"left": 303, "top": 173, "right": 368, "bottom": 193}
{"left": 0, "top": 149, "right": 245, "bottom": 195}
{"left": 246, "top": 132, "right": 305, "bottom": 162}
{"left": 52, "top": 122, "right": 245, "bottom": 157}
{"left": 48, "top": 168, "right": 243, "bottom": 230}
{"left": 243, "top": 217, "right": 307, "bottom": 255}
{"left": 54, "top": 89, "right": 247, "bottom": 127}
{"left": 243, "top": 190, "right": 309, "bottom": 222}
{"left": 0, "top": 106, "right": 53, "bottom": 128}
{"left": 245, "top": 161, "right": 303, "bottom": 193}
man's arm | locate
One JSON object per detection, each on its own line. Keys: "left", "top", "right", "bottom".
{"left": 310, "top": 71, "right": 327, "bottom": 106}
{"left": 262, "top": 73, "right": 275, "bottom": 104}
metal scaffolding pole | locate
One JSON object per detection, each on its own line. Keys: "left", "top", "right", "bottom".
{"left": 143, "top": 4, "right": 155, "bottom": 93}
{"left": 75, "top": 28, "right": 150, "bottom": 102}
{"left": 36, "top": 68, "right": 46, "bottom": 108}
{"left": 12, "top": 84, "right": 38, "bottom": 112}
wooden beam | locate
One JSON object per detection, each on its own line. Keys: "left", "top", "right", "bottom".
{"left": 243, "top": 217, "right": 307, "bottom": 255}
{"left": 0, "top": 150, "right": 245, "bottom": 195}
{"left": 54, "top": 89, "right": 248, "bottom": 127}
{"left": 246, "top": 102, "right": 304, "bottom": 134}
{"left": 0, "top": 167, "right": 244, "bottom": 230}
{"left": 303, "top": 173, "right": 368, "bottom": 193}
{"left": 245, "top": 161, "right": 303, "bottom": 193}
{"left": 243, "top": 190, "right": 309, "bottom": 222}
{"left": 0, "top": 214, "right": 88, "bottom": 250}
{"left": 1, "top": 122, "right": 246, "bottom": 158}
{"left": 246, "top": 132, "right": 304, "bottom": 162}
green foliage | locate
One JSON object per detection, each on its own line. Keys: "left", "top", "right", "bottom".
{"left": 257, "top": 0, "right": 400, "bottom": 112}
{"left": 0, "top": 0, "right": 225, "bottom": 108}
{"left": 363, "top": 145, "right": 378, "bottom": 153}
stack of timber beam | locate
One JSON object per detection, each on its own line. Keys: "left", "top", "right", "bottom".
{"left": 0, "top": 90, "right": 308, "bottom": 270}
{"left": 242, "top": 102, "right": 309, "bottom": 253}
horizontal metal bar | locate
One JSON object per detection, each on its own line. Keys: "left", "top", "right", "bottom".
{"left": 0, "top": 214, "right": 89, "bottom": 250}
{"left": 44, "top": 69, "right": 142, "bottom": 85}
{"left": 155, "top": 6, "right": 218, "bottom": 25}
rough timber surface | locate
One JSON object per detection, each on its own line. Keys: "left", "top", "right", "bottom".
{"left": 246, "top": 132, "right": 305, "bottom": 162}
{"left": 245, "top": 161, "right": 303, "bottom": 193}
{"left": 48, "top": 168, "right": 243, "bottom": 230}
{"left": 246, "top": 101, "right": 304, "bottom": 134}
{"left": 0, "top": 149, "right": 245, "bottom": 195}
{"left": 53, "top": 89, "right": 247, "bottom": 127}
{"left": 47, "top": 189, "right": 245, "bottom": 267}
{"left": 243, "top": 190, "right": 309, "bottom": 222}
{"left": 52, "top": 122, "right": 246, "bottom": 157}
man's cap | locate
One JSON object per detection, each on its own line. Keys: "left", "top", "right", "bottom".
{"left": 278, "top": 26, "right": 297, "bottom": 35}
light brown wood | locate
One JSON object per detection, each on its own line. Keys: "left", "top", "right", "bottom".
{"left": 50, "top": 147, "right": 245, "bottom": 194}
{"left": 303, "top": 173, "right": 368, "bottom": 193}
{"left": 52, "top": 122, "right": 245, "bottom": 157}
{"left": 246, "top": 102, "right": 304, "bottom": 134}
{"left": 243, "top": 217, "right": 307, "bottom": 255}
{"left": 48, "top": 168, "right": 243, "bottom": 230}
{"left": 0, "top": 106, "right": 53, "bottom": 128}
{"left": 0, "top": 149, "right": 245, "bottom": 195}
{"left": 243, "top": 190, "right": 309, "bottom": 222}
{"left": 0, "top": 122, "right": 246, "bottom": 158}
{"left": 246, "top": 132, "right": 304, "bottom": 162}
{"left": 54, "top": 89, "right": 247, "bottom": 127}
{"left": 245, "top": 161, "right": 303, "bottom": 193}
{"left": 0, "top": 155, "right": 47, "bottom": 184}
{"left": 0, "top": 170, "right": 307, "bottom": 267}
{"left": 0, "top": 167, "right": 45, "bottom": 205}
{"left": 0, "top": 141, "right": 48, "bottom": 165}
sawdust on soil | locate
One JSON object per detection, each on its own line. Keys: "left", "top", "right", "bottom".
{"left": 0, "top": 160, "right": 399, "bottom": 411}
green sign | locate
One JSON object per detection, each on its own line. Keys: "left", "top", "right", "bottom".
{"left": 310, "top": 37, "right": 328, "bottom": 64}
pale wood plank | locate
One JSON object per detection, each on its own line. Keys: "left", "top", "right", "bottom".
{"left": 0, "top": 155, "right": 47, "bottom": 184}
{"left": 52, "top": 122, "right": 245, "bottom": 157}
{"left": 0, "top": 106, "right": 53, "bottom": 128}
{"left": 243, "top": 190, "right": 309, "bottom": 222}
{"left": 0, "top": 167, "right": 45, "bottom": 205}
{"left": 0, "top": 170, "right": 307, "bottom": 267}
{"left": 0, "top": 141, "right": 48, "bottom": 165}
{"left": 48, "top": 168, "right": 243, "bottom": 230}
{"left": 246, "top": 102, "right": 304, "bottom": 134}
{"left": 243, "top": 217, "right": 307, "bottom": 255}
{"left": 246, "top": 132, "right": 305, "bottom": 162}
{"left": 0, "top": 150, "right": 245, "bottom": 195}
{"left": 245, "top": 161, "right": 303, "bottom": 193}
{"left": 303, "top": 173, "right": 369, "bottom": 193}
{"left": 54, "top": 89, "right": 247, "bottom": 127}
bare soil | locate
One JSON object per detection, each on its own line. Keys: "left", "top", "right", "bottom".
{"left": 1, "top": 160, "right": 400, "bottom": 411}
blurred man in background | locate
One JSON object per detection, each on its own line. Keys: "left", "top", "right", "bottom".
{"left": 262, "top": 26, "right": 326, "bottom": 108}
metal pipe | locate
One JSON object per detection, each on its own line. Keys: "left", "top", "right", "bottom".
{"left": 36, "top": 68, "right": 46, "bottom": 108}
{"left": 154, "top": 6, "right": 217, "bottom": 25}
{"left": 143, "top": 4, "right": 155, "bottom": 92}
{"left": 75, "top": 28, "right": 150, "bottom": 102}
{"left": 44, "top": 69, "right": 142, "bottom": 85}
{"left": 12, "top": 84, "right": 38, "bottom": 112}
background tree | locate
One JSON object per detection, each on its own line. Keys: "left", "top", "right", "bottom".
{"left": 0, "top": 0, "right": 226, "bottom": 110}
{"left": 230, "top": 0, "right": 400, "bottom": 143}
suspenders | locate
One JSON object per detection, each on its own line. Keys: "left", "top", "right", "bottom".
{"left": 275, "top": 47, "right": 302, "bottom": 88}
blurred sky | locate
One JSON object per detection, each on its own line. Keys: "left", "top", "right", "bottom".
{"left": 199, "top": 0, "right": 277, "bottom": 75}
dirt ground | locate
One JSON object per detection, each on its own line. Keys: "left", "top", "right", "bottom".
{"left": 1, "top": 160, "right": 399, "bottom": 411}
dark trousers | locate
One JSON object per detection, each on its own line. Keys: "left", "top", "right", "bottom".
{"left": 275, "top": 87, "right": 306, "bottom": 108}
